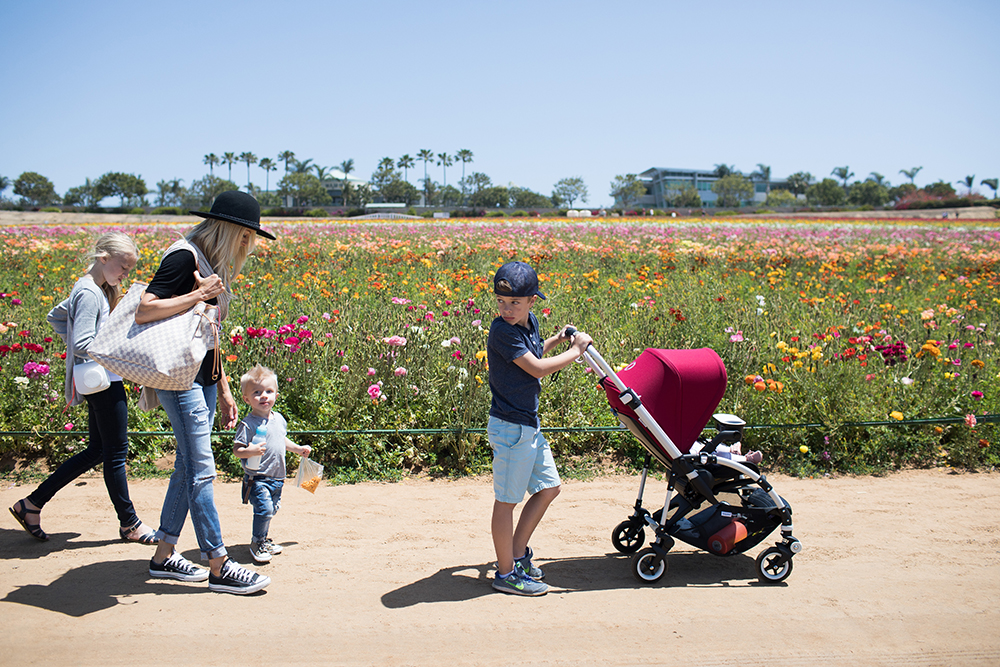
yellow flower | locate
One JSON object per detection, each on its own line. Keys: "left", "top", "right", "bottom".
{"left": 889, "top": 411, "right": 904, "bottom": 421}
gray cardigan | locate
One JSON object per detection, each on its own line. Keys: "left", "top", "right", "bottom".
{"left": 47, "top": 275, "right": 118, "bottom": 406}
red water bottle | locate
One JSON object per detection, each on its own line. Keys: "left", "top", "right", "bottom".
{"left": 708, "top": 519, "right": 748, "bottom": 554}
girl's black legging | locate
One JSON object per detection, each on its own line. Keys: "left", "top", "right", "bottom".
{"left": 28, "top": 381, "right": 138, "bottom": 527}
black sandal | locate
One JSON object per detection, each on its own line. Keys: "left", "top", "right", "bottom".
{"left": 120, "top": 520, "right": 158, "bottom": 545}
{"left": 9, "top": 500, "right": 48, "bottom": 541}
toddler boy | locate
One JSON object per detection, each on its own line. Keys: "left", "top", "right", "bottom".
{"left": 233, "top": 364, "right": 311, "bottom": 563}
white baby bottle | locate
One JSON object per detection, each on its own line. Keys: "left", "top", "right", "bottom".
{"left": 246, "top": 423, "right": 267, "bottom": 472}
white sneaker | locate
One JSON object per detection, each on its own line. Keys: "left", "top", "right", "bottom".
{"left": 208, "top": 559, "right": 271, "bottom": 595}
{"left": 263, "top": 537, "right": 282, "bottom": 555}
{"left": 250, "top": 540, "right": 272, "bottom": 563}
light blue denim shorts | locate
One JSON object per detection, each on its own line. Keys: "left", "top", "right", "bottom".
{"left": 488, "top": 416, "right": 561, "bottom": 504}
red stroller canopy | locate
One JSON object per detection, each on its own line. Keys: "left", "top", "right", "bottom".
{"left": 602, "top": 348, "right": 727, "bottom": 456}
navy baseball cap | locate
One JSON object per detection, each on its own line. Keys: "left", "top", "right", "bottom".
{"left": 493, "top": 261, "right": 546, "bottom": 299}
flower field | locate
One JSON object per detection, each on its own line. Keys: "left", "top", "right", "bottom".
{"left": 1, "top": 217, "right": 997, "bottom": 480}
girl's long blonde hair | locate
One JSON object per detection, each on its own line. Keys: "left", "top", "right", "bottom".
{"left": 88, "top": 231, "right": 138, "bottom": 310}
{"left": 185, "top": 218, "right": 255, "bottom": 290}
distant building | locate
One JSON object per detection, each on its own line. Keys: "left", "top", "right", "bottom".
{"left": 629, "top": 167, "right": 793, "bottom": 209}
{"left": 320, "top": 169, "right": 368, "bottom": 206}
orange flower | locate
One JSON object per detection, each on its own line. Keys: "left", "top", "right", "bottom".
{"left": 753, "top": 381, "right": 766, "bottom": 392}
{"left": 226, "top": 354, "right": 238, "bottom": 362}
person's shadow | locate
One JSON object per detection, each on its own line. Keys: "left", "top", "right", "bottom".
{"left": 381, "top": 550, "right": 762, "bottom": 608}
{"left": 1, "top": 528, "right": 228, "bottom": 616}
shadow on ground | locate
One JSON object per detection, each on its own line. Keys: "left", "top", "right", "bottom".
{"left": 1, "top": 532, "right": 254, "bottom": 616}
{"left": 381, "top": 550, "right": 767, "bottom": 608}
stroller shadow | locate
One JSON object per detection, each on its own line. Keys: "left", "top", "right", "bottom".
{"left": 1, "top": 551, "right": 217, "bottom": 617}
{"left": 382, "top": 551, "right": 761, "bottom": 608}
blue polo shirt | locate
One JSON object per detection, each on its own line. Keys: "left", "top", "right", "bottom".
{"left": 487, "top": 311, "right": 544, "bottom": 428}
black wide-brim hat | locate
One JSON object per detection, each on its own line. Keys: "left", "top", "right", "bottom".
{"left": 190, "top": 190, "right": 275, "bottom": 240}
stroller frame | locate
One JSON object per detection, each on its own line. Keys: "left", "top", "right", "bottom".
{"left": 577, "top": 339, "right": 802, "bottom": 584}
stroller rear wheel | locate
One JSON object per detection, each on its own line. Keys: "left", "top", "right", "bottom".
{"left": 612, "top": 521, "right": 645, "bottom": 553}
{"left": 755, "top": 546, "right": 793, "bottom": 583}
{"left": 631, "top": 548, "right": 667, "bottom": 583}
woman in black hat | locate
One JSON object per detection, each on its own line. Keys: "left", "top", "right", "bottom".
{"left": 136, "top": 190, "right": 275, "bottom": 595}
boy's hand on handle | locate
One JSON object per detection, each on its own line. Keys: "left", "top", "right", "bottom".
{"left": 571, "top": 331, "right": 593, "bottom": 353}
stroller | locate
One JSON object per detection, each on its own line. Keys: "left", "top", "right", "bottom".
{"left": 574, "top": 334, "right": 801, "bottom": 584}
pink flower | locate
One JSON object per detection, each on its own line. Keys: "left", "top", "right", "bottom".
{"left": 729, "top": 331, "right": 744, "bottom": 343}
{"left": 391, "top": 297, "right": 411, "bottom": 305}
{"left": 11, "top": 298, "right": 21, "bottom": 306}
{"left": 965, "top": 414, "right": 977, "bottom": 428}
{"left": 340, "top": 365, "right": 349, "bottom": 372}
{"left": 382, "top": 335, "right": 407, "bottom": 347}
{"left": 367, "top": 383, "right": 382, "bottom": 401}
{"left": 471, "top": 319, "right": 482, "bottom": 327}
{"left": 367, "top": 367, "right": 376, "bottom": 376}
{"left": 394, "top": 367, "right": 407, "bottom": 377}
{"left": 63, "top": 423, "right": 74, "bottom": 430}
{"left": 972, "top": 391, "right": 984, "bottom": 400}
{"left": 296, "top": 315, "right": 309, "bottom": 325}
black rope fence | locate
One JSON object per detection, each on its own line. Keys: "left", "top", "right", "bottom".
{"left": 0, "top": 413, "right": 996, "bottom": 439}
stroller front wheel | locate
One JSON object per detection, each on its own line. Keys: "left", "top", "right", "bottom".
{"left": 612, "top": 521, "right": 646, "bottom": 553}
{"left": 755, "top": 546, "right": 793, "bottom": 583}
{"left": 631, "top": 548, "right": 667, "bottom": 583}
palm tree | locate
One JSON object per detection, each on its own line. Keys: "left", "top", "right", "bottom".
{"left": 981, "top": 178, "right": 998, "bottom": 199}
{"left": 203, "top": 153, "right": 220, "bottom": 177}
{"left": 957, "top": 175, "right": 975, "bottom": 195}
{"left": 713, "top": 164, "right": 735, "bottom": 178}
{"left": 0, "top": 175, "right": 10, "bottom": 198}
{"left": 314, "top": 164, "right": 334, "bottom": 181}
{"left": 899, "top": 166, "right": 923, "bottom": 184}
{"left": 259, "top": 158, "right": 277, "bottom": 192}
{"left": 292, "top": 158, "right": 314, "bottom": 174}
{"left": 222, "top": 152, "right": 237, "bottom": 182}
{"left": 751, "top": 163, "right": 771, "bottom": 194}
{"left": 339, "top": 159, "right": 354, "bottom": 206}
{"left": 239, "top": 152, "right": 258, "bottom": 189}
{"left": 868, "top": 172, "right": 888, "bottom": 186}
{"left": 278, "top": 150, "right": 296, "bottom": 172}
{"left": 397, "top": 154, "right": 415, "bottom": 183}
{"left": 831, "top": 166, "right": 854, "bottom": 189}
{"left": 417, "top": 149, "right": 434, "bottom": 184}
{"left": 437, "top": 152, "right": 453, "bottom": 188}
{"left": 456, "top": 149, "right": 474, "bottom": 201}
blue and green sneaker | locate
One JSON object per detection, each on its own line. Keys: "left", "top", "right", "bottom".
{"left": 492, "top": 569, "right": 548, "bottom": 596}
{"left": 515, "top": 547, "right": 544, "bottom": 581}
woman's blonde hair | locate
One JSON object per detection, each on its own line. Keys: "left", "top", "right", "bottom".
{"left": 89, "top": 231, "right": 138, "bottom": 310}
{"left": 185, "top": 217, "right": 256, "bottom": 290}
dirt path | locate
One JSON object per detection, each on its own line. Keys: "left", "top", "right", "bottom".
{"left": 2, "top": 469, "right": 999, "bottom": 666}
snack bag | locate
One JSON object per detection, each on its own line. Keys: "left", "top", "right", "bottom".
{"left": 294, "top": 456, "right": 324, "bottom": 493}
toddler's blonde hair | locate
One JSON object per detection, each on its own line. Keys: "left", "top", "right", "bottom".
{"left": 240, "top": 364, "right": 278, "bottom": 394}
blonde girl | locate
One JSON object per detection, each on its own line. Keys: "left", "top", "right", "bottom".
{"left": 9, "top": 231, "right": 157, "bottom": 544}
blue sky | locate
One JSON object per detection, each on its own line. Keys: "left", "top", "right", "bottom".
{"left": 2, "top": 0, "right": 998, "bottom": 207}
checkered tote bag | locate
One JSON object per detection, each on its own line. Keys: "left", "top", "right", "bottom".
{"left": 88, "top": 282, "right": 220, "bottom": 391}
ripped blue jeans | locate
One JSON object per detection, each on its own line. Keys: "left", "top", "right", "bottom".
{"left": 155, "top": 382, "right": 227, "bottom": 560}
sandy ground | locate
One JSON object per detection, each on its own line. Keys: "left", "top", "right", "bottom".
{"left": 1, "top": 469, "right": 999, "bottom": 666}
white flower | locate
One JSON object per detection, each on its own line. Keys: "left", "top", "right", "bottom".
{"left": 14, "top": 376, "right": 29, "bottom": 387}
{"left": 900, "top": 377, "right": 914, "bottom": 385}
